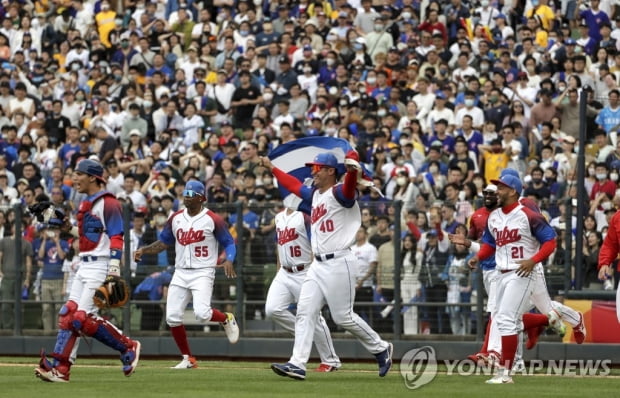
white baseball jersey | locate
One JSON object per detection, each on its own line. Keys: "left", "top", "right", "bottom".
{"left": 160, "top": 207, "right": 235, "bottom": 269}
{"left": 310, "top": 186, "right": 361, "bottom": 255}
{"left": 482, "top": 204, "right": 556, "bottom": 271}
{"left": 352, "top": 241, "right": 378, "bottom": 287}
{"left": 275, "top": 209, "right": 313, "bottom": 268}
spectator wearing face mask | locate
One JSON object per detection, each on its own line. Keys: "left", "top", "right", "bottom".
{"left": 590, "top": 162, "right": 617, "bottom": 201}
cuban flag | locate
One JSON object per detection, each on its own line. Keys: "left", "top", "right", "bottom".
{"left": 267, "top": 137, "right": 373, "bottom": 213}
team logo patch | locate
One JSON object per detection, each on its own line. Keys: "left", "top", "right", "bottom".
{"left": 176, "top": 228, "right": 206, "bottom": 245}
{"left": 277, "top": 227, "right": 299, "bottom": 245}
{"left": 311, "top": 204, "right": 327, "bottom": 224}
{"left": 494, "top": 226, "right": 521, "bottom": 247}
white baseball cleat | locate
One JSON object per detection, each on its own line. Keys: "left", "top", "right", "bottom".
{"left": 547, "top": 309, "right": 566, "bottom": 337}
{"left": 35, "top": 367, "right": 69, "bottom": 383}
{"left": 486, "top": 368, "right": 513, "bottom": 384}
{"left": 485, "top": 375, "right": 514, "bottom": 384}
{"left": 171, "top": 355, "right": 198, "bottom": 369}
{"left": 222, "top": 312, "right": 239, "bottom": 344}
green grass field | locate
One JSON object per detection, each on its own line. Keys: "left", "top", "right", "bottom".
{"left": 0, "top": 357, "right": 617, "bottom": 398}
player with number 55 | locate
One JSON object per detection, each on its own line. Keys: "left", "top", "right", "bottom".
{"left": 134, "top": 180, "right": 239, "bottom": 369}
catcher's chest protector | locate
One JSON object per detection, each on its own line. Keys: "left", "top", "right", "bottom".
{"left": 77, "top": 192, "right": 115, "bottom": 252}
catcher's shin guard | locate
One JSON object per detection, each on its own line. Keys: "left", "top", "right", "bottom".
{"left": 47, "top": 301, "right": 80, "bottom": 374}
{"left": 73, "top": 311, "right": 133, "bottom": 352}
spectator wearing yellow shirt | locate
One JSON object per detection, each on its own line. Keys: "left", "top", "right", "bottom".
{"left": 525, "top": 0, "right": 556, "bottom": 31}
{"left": 479, "top": 138, "right": 510, "bottom": 183}
{"left": 306, "top": 0, "right": 333, "bottom": 19}
{"left": 95, "top": 1, "right": 116, "bottom": 48}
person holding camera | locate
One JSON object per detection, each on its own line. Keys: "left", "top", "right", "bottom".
{"left": 33, "top": 224, "right": 69, "bottom": 331}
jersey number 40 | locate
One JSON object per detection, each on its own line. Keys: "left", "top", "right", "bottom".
{"left": 319, "top": 219, "right": 334, "bottom": 233}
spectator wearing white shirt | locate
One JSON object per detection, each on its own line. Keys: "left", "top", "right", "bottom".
{"left": 179, "top": 46, "right": 204, "bottom": 84}
{"left": 412, "top": 77, "right": 436, "bottom": 128}
{"left": 272, "top": 99, "right": 295, "bottom": 135}
{"left": 451, "top": 52, "right": 478, "bottom": 91}
{"left": 426, "top": 91, "right": 456, "bottom": 133}
{"left": 181, "top": 103, "right": 204, "bottom": 148}
{"left": 455, "top": 91, "right": 485, "bottom": 130}
{"left": 64, "top": 43, "right": 90, "bottom": 70}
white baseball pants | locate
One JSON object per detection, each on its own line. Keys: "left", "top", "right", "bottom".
{"left": 265, "top": 267, "right": 340, "bottom": 368}
{"left": 289, "top": 253, "right": 389, "bottom": 370}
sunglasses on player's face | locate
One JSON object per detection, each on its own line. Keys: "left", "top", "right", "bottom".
{"left": 183, "top": 189, "right": 202, "bottom": 198}
{"left": 311, "top": 164, "right": 330, "bottom": 174}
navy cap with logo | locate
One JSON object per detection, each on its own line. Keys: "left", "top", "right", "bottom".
{"left": 75, "top": 159, "right": 106, "bottom": 182}
{"left": 183, "top": 180, "right": 205, "bottom": 197}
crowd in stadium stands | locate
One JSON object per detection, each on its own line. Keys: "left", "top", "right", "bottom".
{"left": 0, "top": 0, "right": 619, "bottom": 333}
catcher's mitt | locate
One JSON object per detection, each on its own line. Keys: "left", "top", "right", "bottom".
{"left": 93, "top": 275, "right": 130, "bottom": 309}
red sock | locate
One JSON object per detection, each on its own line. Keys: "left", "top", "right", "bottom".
{"left": 522, "top": 313, "right": 549, "bottom": 330}
{"left": 479, "top": 316, "right": 492, "bottom": 354}
{"left": 170, "top": 325, "right": 191, "bottom": 356}
{"left": 500, "top": 334, "right": 518, "bottom": 370}
{"left": 211, "top": 309, "right": 227, "bottom": 323}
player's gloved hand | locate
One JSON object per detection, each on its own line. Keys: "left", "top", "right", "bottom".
{"left": 344, "top": 150, "right": 362, "bottom": 171}
{"left": 93, "top": 275, "right": 130, "bottom": 309}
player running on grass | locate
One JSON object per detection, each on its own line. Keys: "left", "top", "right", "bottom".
{"left": 265, "top": 197, "right": 341, "bottom": 372}
{"left": 451, "top": 175, "right": 585, "bottom": 370}
{"left": 261, "top": 152, "right": 392, "bottom": 380}
{"left": 134, "top": 180, "right": 239, "bottom": 369}
{"left": 35, "top": 159, "right": 140, "bottom": 383}
{"left": 468, "top": 171, "right": 563, "bottom": 384}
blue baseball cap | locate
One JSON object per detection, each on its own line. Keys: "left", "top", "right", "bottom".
{"left": 500, "top": 168, "right": 520, "bottom": 178}
{"left": 75, "top": 159, "right": 106, "bottom": 182}
{"left": 305, "top": 153, "right": 338, "bottom": 169}
{"left": 183, "top": 180, "right": 205, "bottom": 197}
{"left": 491, "top": 174, "right": 522, "bottom": 195}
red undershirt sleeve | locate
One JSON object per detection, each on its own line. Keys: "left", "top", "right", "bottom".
{"left": 531, "top": 239, "right": 557, "bottom": 264}
{"left": 477, "top": 243, "right": 495, "bottom": 261}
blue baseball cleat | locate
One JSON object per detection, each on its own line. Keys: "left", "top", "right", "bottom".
{"left": 271, "top": 362, "right": 306, "bottom": 380}
{"left": 375, "top": 342, "right": 393, "bottom": 377}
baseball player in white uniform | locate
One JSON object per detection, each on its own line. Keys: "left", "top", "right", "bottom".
{"left": 261, "top": 152, "right": 392, "bottom": 380}
{"left": 36, "top": 159, "right": 140, "bottom": 383}
{"left": 134, "top": 180, "right": 239, "bottom": 369}
{"left": 453, "top": 176, "right": 585, "bottom": 370}
{"left": 265, "top": 199, "right": 341, "bottom": 372}
{"left": 469, "top": 171, "right": 563, "bottom": 384}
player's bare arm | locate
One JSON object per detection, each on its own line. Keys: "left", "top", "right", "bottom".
{"left": 134, "top": 241, "right": 168, "bottom": 262}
